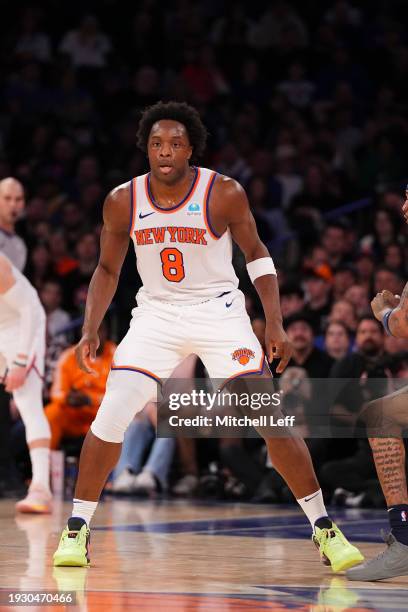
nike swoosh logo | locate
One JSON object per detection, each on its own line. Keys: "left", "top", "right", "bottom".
{"left": 304, "top": 492, "right": 320, "bottom": 502}
{"left": 139, "top": 211, "right": 155, "bottom": 219}
{"left": 226, "top": 301, "right": 233, "bottom": 308}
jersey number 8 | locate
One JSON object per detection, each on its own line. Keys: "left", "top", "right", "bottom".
{"left": 160, "top": 248, "right": 185, "bottom": 282}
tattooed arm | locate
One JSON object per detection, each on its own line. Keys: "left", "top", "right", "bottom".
{"left": 370, "top": 437, "right": 408, "bottom": 505}
{"left": 371, "top": 285, "right": 408, "bottom": 338}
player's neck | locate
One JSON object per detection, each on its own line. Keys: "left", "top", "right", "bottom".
{"left": 149, "top": 166, "right": 194, "bottom": 209}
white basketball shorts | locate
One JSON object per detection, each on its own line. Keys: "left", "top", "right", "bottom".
{"left": 112, "top": 288, "right": 265, "bottom": 384}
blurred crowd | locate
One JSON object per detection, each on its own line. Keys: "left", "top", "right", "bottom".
{"left": 1, "top": 0, "right": 408, "bottom": 505}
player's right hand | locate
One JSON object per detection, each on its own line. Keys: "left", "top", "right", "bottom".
{"left": 75, "top": 332, "right": 100, "bottom": 374}
{"left": 371, "top": 289, "right": 400, "bottom": 321}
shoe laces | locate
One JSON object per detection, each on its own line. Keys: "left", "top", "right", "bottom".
{"left": 316, "top": 525, "right": 347, "bottom": 555}
{"left": 61, "top": 525, "right": 88, "bottom": 549}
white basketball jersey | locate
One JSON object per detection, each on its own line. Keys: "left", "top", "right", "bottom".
{"left": 129, "top": 167, "right": 239, "bottom": 303}
{"left": 0, "top": 255, "right": 44, "bottom": 332}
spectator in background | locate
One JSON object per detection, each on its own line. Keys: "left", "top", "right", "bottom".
{"left": 277, "top": 62, "right": 315, "bottom": 109}
{"left": 273, "top": 144, "right": 303, "bottom": 209}
{"left": 0, "top": 178, "right": 27, "bottom": 271}
{"left": 280, "top": 282, "right": 305, "bottom": 319}
{"left": 360, "top": 207, "right": 402, "bottom": 260}
{"left": 48, "top": 232, "right": 78, "bottom": 277}
{"left": 344, "top": 284, "right": 370, "bottom": 318}
{"left": 14, "top": 7, "right": 51, "bottom": 63}
{"left": 44, "top": 321, "right": 115, "bottom": 449}
{"left": 246, "top": 175, "right": 289, "bottom": 249}
{"left": 332, "top": 264, "right": 357, "bottom": 300}
{"left": 374, "top": 266, "right": 404, "bottom": 297}
{"left": 111, "top": 402, "right": 175, "bottom": 496}
{"left": 40, "top": 280, "right": 71, "bottom": 339}
{"left": 284, "top": 312, "right": 333, "bottom": 458}
{"left": 384, "top": 243, "right": 405, "bottom": 276}
{"left": 61, "top": 203, "right": 86, "bottom": 250}
{"left": 62, "top": 232, "right": 98, "bottom": 313}
{"left": 324, "top": 320, "right": 351, "bottom": 361}
{"left": 215, "top": 143, "right": 252, "bottom": 186}
{"left": 321, "top": 222, "right": 349, "bottom": 268}
{"left": 328, "top": 299, "right": 357, "bottom": 333}
{"left": 329, "top": 317, "right": 387, "bottom": 434}
{"left": 291, "top": 164, "right": 340, "bottom": 216}
{"left": 40, "top": 279, "right": 71, "bottom": 394}
{"left": 285, "top": 312, "right": 334, "bottom": 378}
{"left": 354, "top": 252, "right": 375, "bottom": 292}
{"left": 247, "top": 1, "right": 308, "bottom": 50}
{"left": 303, "top": 269, "right": 332, "bottom": 333}
{"left": 59, "top": 15, "right": 112, "bottom": 69}
{"left": 25, "top": 244, "right": 53, "bottom": 291}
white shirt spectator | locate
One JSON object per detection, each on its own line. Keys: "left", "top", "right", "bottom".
{"left": 59, "top": 16, "right": 111, "bottom": 68}
{"left": 47, "top": 308, "right": 71, "bottom": 339}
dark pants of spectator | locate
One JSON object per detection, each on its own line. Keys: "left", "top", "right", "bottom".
{"left": 319, "top": 441, "right": 377, "bottom": 496}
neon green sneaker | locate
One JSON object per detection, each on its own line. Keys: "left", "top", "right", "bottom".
{"left": 313, "top": 522, "right": 364, "bottom": 573}
{"left": 53, "top": 518, "right": 90, "bottom": 567}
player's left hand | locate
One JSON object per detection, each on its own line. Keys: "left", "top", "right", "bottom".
{"left": 371, "top": 289, "right": 400, "bottom": 321}
{"left": 265, "top": 322, "right": 293, "bottom": 373}
{"left": 5, "top": 364, "right": 28, "bottom": 392}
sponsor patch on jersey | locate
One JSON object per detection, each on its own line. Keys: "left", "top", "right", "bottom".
{"left": 187, "top": 202, "right": 200, "bottom": 214}
{"left": 231, "top": 348, "right": 256, "bottom": 366}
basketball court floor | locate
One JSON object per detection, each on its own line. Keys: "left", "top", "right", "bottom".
{"left": 1, "top": 498, "right": 408, "bottom": 611}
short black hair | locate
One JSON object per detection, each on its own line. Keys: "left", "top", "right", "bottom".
{"left": 324, "top": 319, "right": 351, "bottom": 338}
{"left": 284, "top": 311, "right": 314, "bottom": 331}
{"left": 136, "top": 101, "right": 208, "bottom": 162}
{"left": 357, "top": 314, "right": 383, "bottom": 333}
{"left": 280, "top": 281, "right": 304, "bottom": 299}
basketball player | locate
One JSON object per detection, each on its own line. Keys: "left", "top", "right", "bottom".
{"left": 0, "top": 253, "right": 52, "bottom": 512}
{"left": 347, "top": 191, "right": 408, "bottom": 581}
{"left": 54, "top": 101, "right": 362, "bottom": 571}
{"left": 0, "top": 177, "right": 27, "bottom": 271}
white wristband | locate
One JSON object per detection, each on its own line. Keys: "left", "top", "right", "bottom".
{"left": 246, "top": 257, "right": 276, "bottom": 283}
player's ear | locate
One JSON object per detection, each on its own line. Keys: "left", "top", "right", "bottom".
{"left": 187, "top": 146, "right": 193, "bottom": 160}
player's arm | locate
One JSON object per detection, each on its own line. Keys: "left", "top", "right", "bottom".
{"left": 372, "top": 285, "right": 408, "bottom": 338}
{"left": 376, "top": 187, "right": 408, "bottom": 337}
{"left": 76, "top": 184, "right": 130, "bottom": 373}
{"left": 213, "top": 177, "right": 292, "bottom": 373}
{"left": 0, "top": 254, "right": 39, "bottom": 391}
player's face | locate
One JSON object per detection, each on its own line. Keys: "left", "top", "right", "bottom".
{"left": 147, "top": 120, "right": 193, "bottom": 184}
{"left": 0, "top": 182, "right": 25, "bottom": 226}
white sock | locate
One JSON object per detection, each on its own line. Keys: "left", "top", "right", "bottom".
{"left": 71, "top": 499, "right": 98, "bottom": 526}
{"left": 296, "top": 489, "right": 329, "bottom": 528}
{"left": 29, "top": 447, "right": 50, "bottom": 491}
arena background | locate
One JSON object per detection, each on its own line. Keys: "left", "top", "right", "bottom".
{"left": 1, "top": 3, "right": 408, "bottom": 608}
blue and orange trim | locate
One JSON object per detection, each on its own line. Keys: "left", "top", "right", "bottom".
{"left": 111, "top": 361, "right": 161, "bottom": 384}
{"left": 219, "top": 351, "right": 266, "bottom": 390}
{"left": 145, "top": 167, "right": 200, "bottom": 213}
{"left": 203, "top": 171, "right": 223, "bottom": 239}
{"left": 128, "top": 178, "right": 137, "bottom": 236}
